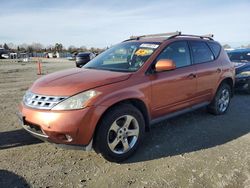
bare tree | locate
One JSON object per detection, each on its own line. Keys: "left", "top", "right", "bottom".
{"left": 3, "top": 43, "right": 9, "bottom": 50}
{"left": 31, "top": 43, "right": 44, "bottom": 51}
{"left": 19, "top": 43, "right": 28, "bottom": 50}
{"left": 80, "top": 45, "right": 87, "bottom": 51}
{"left": 27, "top": 45, "right": 34, "bottom": 53}
{"left": 222, "top": 44, "right": 231, "bottom": 49}
{"left": 7, "top": 42, "right": 16, "bottom": 49}
{"left": 46, "top": 44, "right": 54, "bottom": 52}
{"left": 68, "top": 45, "right": 77, "bottom": 53}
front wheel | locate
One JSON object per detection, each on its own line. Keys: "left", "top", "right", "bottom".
{"left": 208, "top": 83, "right": 231, "bottom": 115}
{"left": 94, "top": 104, "right": 145, "bottom": 162}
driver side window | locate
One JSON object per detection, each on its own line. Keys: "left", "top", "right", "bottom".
{"left": 157, "top": 41, "right": 191, "bottom": 68}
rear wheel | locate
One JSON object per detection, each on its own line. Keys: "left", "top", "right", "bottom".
{"left": 208, "top": 83, "right": 231, "bottom": 115}
{"left": 94, "top": 104, "right": 145, "bottom": 162}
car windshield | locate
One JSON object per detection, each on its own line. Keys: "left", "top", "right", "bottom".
{"left": 227, "top": 51, "right": 250, "bottom": 62}
{"left": 84, "top": 42, "right": 160, "bottom": 72}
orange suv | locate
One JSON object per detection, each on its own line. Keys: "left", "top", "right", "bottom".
{"left": 19, "top": 32, "right": 235, "bottom": 162}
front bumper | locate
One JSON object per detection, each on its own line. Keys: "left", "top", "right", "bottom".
{"left": 235, "top": 76, "right": 250, "bottom": 91}
{"left": 18, "top": 103, "right": 106, "bottom": 149}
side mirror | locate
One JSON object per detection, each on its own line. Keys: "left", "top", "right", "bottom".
{"left": 155, "top": 59, "right": 176, "bottom": 72}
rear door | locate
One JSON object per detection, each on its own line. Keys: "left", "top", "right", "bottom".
{"left": 189, "top": 40, "right": 222, "bottom": 102}
{"left": 150, "top": 41, "right": 197, "bottom": 118}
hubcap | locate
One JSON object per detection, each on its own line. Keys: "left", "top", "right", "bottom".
{"left": 218, "top": 88, "right": 230, "bottom": 112}
{"left": 107, "top": 115, "right": 139, "bottom": 154}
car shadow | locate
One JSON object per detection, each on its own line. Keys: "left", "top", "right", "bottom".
{"left": 0, "top": 129, "right": 42, "bottom": 150}
{"left": 0, "top": 170, "right": 30, "bottom": 187}
{"left": 125, "top": 95, "right": 250, "bottom": 163}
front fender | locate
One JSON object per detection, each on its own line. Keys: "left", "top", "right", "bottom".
{"left": 96, "top": 89, "right": 150, "bottom": 110}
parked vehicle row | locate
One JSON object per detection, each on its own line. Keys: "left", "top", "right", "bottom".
{"left": 19, "top": 31, "right": 235, "bottom": 162}
{"left": 227, "top": 48, "right": 250, "bottom": 93}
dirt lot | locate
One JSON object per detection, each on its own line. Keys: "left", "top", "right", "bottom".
{"left": 0, "top": 58, "right": 249, "bottom": 188}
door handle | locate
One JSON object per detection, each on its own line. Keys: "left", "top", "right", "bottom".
{"left": 217, "top": 68, "right": 222, "bottom": 73}
{"left": 187, "top": 73, "right": 197, "bottom": 78}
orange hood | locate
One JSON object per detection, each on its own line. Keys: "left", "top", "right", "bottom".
{"left": 30, "top": 68, "right": 132, "bottom": 96}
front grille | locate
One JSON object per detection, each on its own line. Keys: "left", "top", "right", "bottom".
{"left": 23, "top": 91, "right": 67, "bottom": 110}
{"left": 25, "top": 120, "right": 45, "bottom": 135}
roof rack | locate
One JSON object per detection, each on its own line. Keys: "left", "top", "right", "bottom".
{"left": 128, "top": 31, "right": 181, "bottom": 40}
{"left": 170, "top": 34, "right": 214, "bottom": 40}
{"left": 124, "top": 31, "right": 214, "bottom": 42}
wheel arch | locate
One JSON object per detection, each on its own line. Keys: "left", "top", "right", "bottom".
{"left": 218, "top": 77, "right": 234, "bottom": 97}
{"left": 95, "top": 98, "right": 151, "bottom": 135}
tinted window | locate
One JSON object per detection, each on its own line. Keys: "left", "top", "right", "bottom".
{"left": 157, "top": 41, "right": 191, "bottom": 68}
{"left": 228, "top": 51, "right": 250, "bottom": 62}
{"left": 190, "top": 41, "right": 214, "bottom": 64}
{"left": 77, "top": 53, "right": 90, "bottom": 57}
{"left": 208, "top": 42, "right": 221, "bottom": 58}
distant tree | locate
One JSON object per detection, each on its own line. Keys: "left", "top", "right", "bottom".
{"left": 90, "top": 47, "right": 95, "bottom": 53}
{"left": 222, "top": 44, "right": 231, "bottom": 49}
{"left": 3, "top": 43, "right": 9, "bottom": 50}
{"left": 240, "top": 44, "right": 250, "bottom": 48}
{"left": 68, "top": 45, "right": 77, "bottom": 53}
{"left": 27, "top": 45, "right": 34, "bottom": 53}
{"left": 17, "top": 46, "right": 20, "bottom": 51}
{"left": 7, "top": 43, "right": 16, "bottom": 49}
{"left": 31, "top": 43, "right": 44, "bottom": 52}
{"left": 80, "top": 45, "right": 87, "bottom": 52}
{"left": 0, "top": 44, "right": 3, "bottom": 48}
{"left": 55, "top": 43, "right": 63, "bottom": 52}
{"left": 46, "top": 45, "right": 54, "bottom": 52}
{"left": 18, "top": 43, "right": 28, "bottom": 51}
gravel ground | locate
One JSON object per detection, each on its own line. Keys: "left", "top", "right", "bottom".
{"left": 0, "top": 59, "right": 249, "bottom": 188}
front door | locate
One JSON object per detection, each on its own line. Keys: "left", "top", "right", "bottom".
{"left": 150, "top": 41, "right": 197, "bottom": 119}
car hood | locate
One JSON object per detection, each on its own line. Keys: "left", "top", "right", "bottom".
{"left": 30, "top": 68, "right": 132, "bottom": 96}
{"left": 233, "top": 61, "right": 250, "bottom": 74}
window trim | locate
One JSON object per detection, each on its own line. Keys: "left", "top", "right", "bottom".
{"left": 147, "top": 40, "right": 193, "bottom": 74}
{"left": 206, "top": 41, "right": 221, "bottom": 60}
{"left": 188, "top": 40, "right": 216, "bottom": 65}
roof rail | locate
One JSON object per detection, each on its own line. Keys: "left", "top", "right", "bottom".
{"left": 170, "top": 34, "right": 214, "bottom": 40}
{"left": 123, "top": 32, "right": 214, "bottom": 42}
{"left": 129, "top": 31, "right": 181, "bottom": 40}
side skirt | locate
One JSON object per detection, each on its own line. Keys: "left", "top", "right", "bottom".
{"left": 150, "top": 102, "right": 210, "bottom": 125}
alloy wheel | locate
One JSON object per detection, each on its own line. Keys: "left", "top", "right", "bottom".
{"left": 218, "top": 88, "right": 230, "bottom": 112}
{"left": 107, "top": 115, "right": 139, "bottom": 154}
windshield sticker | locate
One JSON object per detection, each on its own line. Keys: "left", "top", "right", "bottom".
{"left": 140, "top": 43, "right": 159, "bottom": 49}
{"left": 135, "top": 49, "right": 154, "bottom": 56}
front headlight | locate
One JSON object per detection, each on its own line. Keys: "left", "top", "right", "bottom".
{"left": 236, "top": 71, "right": 250, "bottom": 78}
{"left": 52, "top": 90, "right": 100, "bottom": 110}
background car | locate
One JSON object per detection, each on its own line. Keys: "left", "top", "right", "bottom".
{"left": 0, "top": 48, "right": 9, "bottom": 59}
{"left": 227, "top": 48, "right": 250, "bottom": 93}
{"left": 75, "top": 52, "right": 95, "bottom": 68}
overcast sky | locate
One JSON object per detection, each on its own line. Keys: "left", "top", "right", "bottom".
{"left": 0, "top": 0, "right": 250, "bottom": 48}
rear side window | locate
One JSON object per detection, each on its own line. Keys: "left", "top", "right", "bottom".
{"left": 207, "top": 42, "right": 221, "bottom": 58}
{"left": 189, "top": 41, "right": 214, "bottom": 64}
{"left": 156, "top": 41, "right": 191, "bottom": 68}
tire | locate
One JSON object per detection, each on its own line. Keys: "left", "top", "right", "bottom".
{"left": 94, "top": 104, "right": 145, "bottom": 162}
{"left": 208, "top": 83, "right": 231, "bottom": 115}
